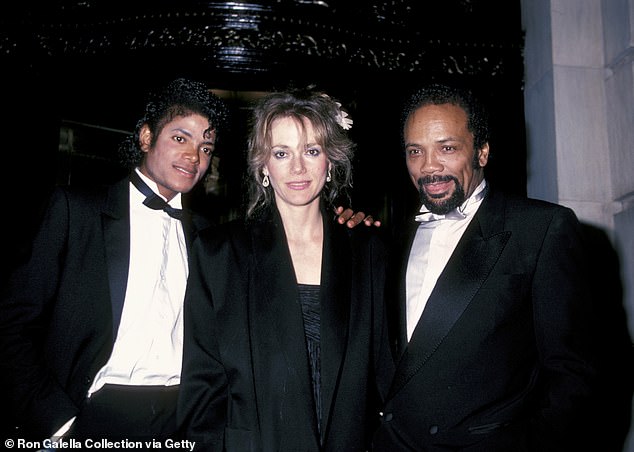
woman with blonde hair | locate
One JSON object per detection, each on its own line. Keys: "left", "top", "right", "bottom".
{"left": 179, "top": 89, "right": 392, "bottom": 451}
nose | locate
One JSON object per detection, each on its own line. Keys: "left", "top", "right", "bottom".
{"left": 184, "top": 145, "right": 200, "bottom": 163}
{"left": 290, "top": 155, "right": 306, "bottom": 174}
{"left": 421, "top": 151, "right": 443, "bottom": 174}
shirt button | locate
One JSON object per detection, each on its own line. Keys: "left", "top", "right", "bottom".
{"left": 429, "top": 425, "right": 439, "bottom": 435}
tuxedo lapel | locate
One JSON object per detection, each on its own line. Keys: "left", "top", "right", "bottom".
{"left": 390, "top": 191, "right": 511, "bottom": 396}
{"left": 181, "top": 201, "right": 213, "bottom": 251}
{"left": 102, "top": 177, "right": 206, "bottom": 338}
{"left": 319, "top": 217, "right": 351, "bottom": 438}
{"left": 181, "top": 210, "right": 196, "bottom": 250}
{"left": 102, "top": 178, "right": 131, "bottom": 339}
{"left": 393, "top": 220, "right": 420, "bottom": 359}
{"left": 248, "top": 213, "right": 317, "bottom": 427}
{"left": 247, "top": 209, "right": 353, "bottom": 443}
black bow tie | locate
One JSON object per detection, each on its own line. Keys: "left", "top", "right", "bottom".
{"left": 129, "top": 171, "right": 184, "bottom": 220}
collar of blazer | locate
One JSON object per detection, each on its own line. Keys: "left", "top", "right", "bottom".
{"left": 391, "top": 188, "right": 512, "bottom": 396}
{"left": 246, "top": 203, "right": 354, "bottom": 432}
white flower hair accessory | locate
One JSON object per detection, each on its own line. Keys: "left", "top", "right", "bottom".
{"left": 321, "top": 93, "right": 353, "bottom": 130}
{"left": 335, "top": 102, "right": 353, "bottom": 130}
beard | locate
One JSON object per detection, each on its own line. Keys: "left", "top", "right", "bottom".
{"left": 417, "top": 175, "right": 466, "bottom": 215}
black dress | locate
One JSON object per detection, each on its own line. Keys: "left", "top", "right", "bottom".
{"left": 298, "top": 283, "right": 322, "bottom": 439}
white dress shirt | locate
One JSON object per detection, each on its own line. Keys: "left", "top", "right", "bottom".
{"left": 406, "top": 180, "right": 487, "bottom": 341}
{"left": 88, "top": 170, "right": 188, "bottom": 395}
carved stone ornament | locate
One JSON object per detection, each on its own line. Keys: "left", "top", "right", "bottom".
{"left": 2, "top": 1, "right": 523, "bottom": 84}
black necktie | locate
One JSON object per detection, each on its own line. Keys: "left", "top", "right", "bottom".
{"left": 129, "top": 171, "right": 184, "bottom": 220}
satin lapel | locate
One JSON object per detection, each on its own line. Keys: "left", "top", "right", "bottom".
{"left": 248, "top": 213, "right": 317, "bottom": 426}
{"left": 393, "top": 220, "right": 420, "bottom": 359}
{"left": 181, "top": 209, "right": 196, "bottom": 251}
{"left": 180, "top": 200, "right": 213, "bottom": 252}
{"left": 390, "top": 191, "right": 511, "bottom": 396}
{"left": 102, "top": 178, "right": 131, "bottom": 340}
{"left": 319, "top": 216, "right": 351, "bottom": 438}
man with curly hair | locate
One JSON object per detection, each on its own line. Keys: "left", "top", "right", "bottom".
{"left": 0, "top": 78, "right": 229, "bottom": 443}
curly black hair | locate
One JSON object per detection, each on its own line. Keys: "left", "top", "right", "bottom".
{"left": 118, "top": 78, "right": 229, "bottom": 169}
{"left": 401, "top": 83, "right": 490, "bottom": 152}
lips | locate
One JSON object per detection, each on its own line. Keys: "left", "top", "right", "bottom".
{"left": 424, "top": 179, "right": 454, "bottom": 196}
{"left": 418, "top": 175, "right": 457, "bottom": 198}
{"left": 174, "top": 165, "right": 197, "bottom": 178}
{"left": 286, "top": 181, "right": 311, "bottom": 190}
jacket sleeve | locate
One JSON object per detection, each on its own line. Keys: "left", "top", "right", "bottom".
{"left": 0, "top": 188, "right": 80, "bottom": 440}
{"left": 530, "top": 206, "right": 597, "bottom": 448}
{"left": 178, "top": 228, "right": 229, "bottom": 451}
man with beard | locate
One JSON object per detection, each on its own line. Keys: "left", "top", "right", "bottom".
{"left": 372, "top": 83, "right": 597, "bottom": 451}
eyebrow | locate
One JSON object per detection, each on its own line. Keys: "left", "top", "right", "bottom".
{"left": 437, "top": 136, "right": 462, "bottom": 143}
{"left": 405, "top": 136, "right": 462, "bottom": 146}
{"left": 171, "top": 127, "right": 216, "bottom": 145}
{"left": 170, "top": 127, "right": 193, "bottom": 137}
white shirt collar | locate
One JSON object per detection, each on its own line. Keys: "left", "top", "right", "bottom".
{"left": 133, "top": 168, "right": 183, "bottom": 209}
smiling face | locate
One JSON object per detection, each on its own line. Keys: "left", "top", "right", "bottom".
{"left": 404, "top": 103, "right": 489, "bottom": 214}
{"left": 263, "top": 116, "right": 330, "bottom": 211}
{"left": 138, "top": 113, "right": 216, "bottom": 201}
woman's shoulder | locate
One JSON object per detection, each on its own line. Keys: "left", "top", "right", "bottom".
{"left": 332, "top": 218, "right": 390, "bottom": 258}
{"left": 198, "top": 218, "right": 249, "bottom": 243}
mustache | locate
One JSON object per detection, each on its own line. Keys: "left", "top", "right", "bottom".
{"left": 417, "top": 175, "right": 457, "bottom": 189}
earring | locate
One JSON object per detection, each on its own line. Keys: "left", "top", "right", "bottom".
{"left": 262, "top": 174, "right": 270, "bottom": 187}
{"left": 326, "top": 169, "right": 332, "bottom": 182}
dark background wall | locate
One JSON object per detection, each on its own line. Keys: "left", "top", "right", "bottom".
{"left": 2, "top": 0, "right": 524, "bottom": 266}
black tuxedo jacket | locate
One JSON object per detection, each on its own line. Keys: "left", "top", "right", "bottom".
{"left": 0, "top": 175, "right": 209, "bottom": 441}
{"left": 178, "top": 206, "right": 392, "bottom": 452}
{"left": 373, "top": 188, "right": 596, "bottom": 451}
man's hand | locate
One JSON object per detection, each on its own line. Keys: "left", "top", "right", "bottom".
{"left": 334, "top": 206, "right": 381, "bottom": 228}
